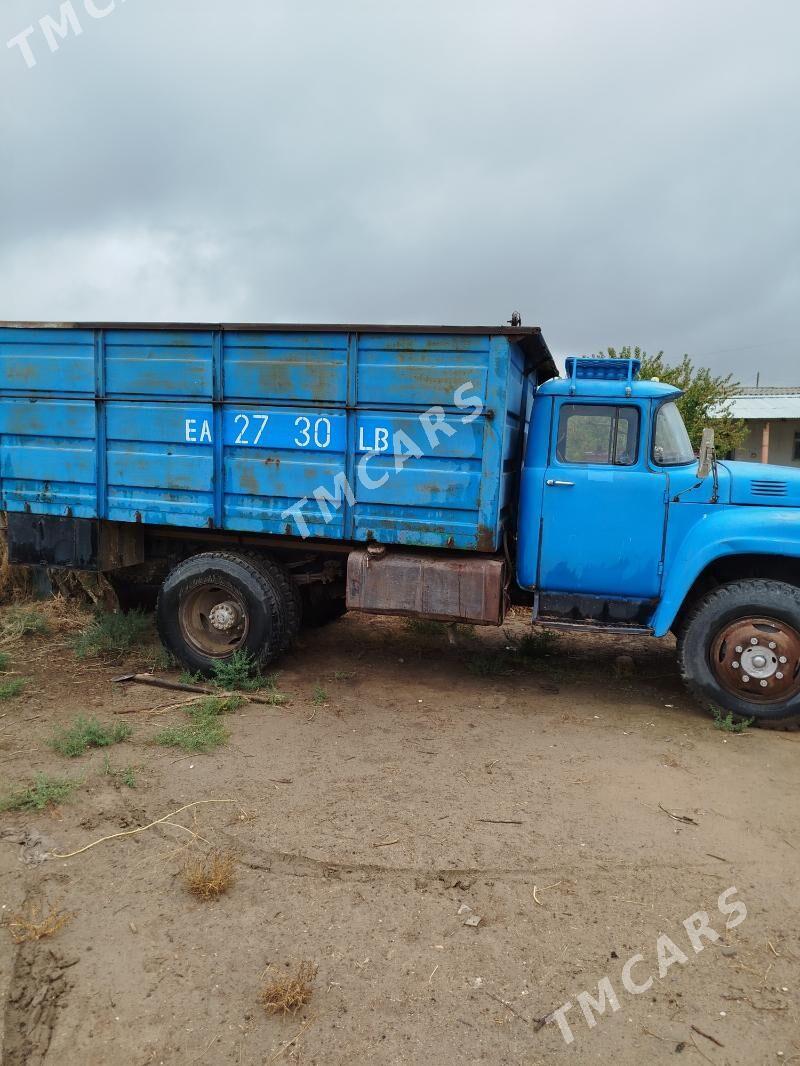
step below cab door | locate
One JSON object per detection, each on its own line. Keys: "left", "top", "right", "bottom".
{"left": 538, "top": 400, "right": 667, "bottom": 600}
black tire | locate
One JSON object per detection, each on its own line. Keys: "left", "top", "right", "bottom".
{"left": 678, "top": 579, "right": 800, "bottom": 728}
{"left": 156, "top": 552, "right": 287, "bottom": 675}
{"left": 248, "top": 555, "right": 302, "bottom": 651}
{"left": 301, "top": 584, "right": 347, "bottom": 629}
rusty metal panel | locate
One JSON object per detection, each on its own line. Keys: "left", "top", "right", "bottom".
{"left": 346, "top": 548, "right": 506, "bottom": 625}
{"left": 6, "top": 514, "right": 144, "bottom": 571}
{"left": 97, "top": 520, "right": 145, "bottom": 571}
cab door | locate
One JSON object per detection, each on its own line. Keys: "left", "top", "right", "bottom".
{"left": 538, "top": 401, "right": 667, "bottom": 599}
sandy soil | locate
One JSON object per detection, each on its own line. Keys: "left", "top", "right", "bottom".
{"left": 0, "top": 602, "right": 798, "bottom": 1066}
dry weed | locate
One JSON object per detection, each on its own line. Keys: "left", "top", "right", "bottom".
{"left": 260, "top": 962, "right": 318, "bottom": 1016}
{"left": 5, "top": 902, "right": 73, "bottom": 944}
{"left": 183, "top": 849, "right": 237, "bottom": 900}
{"left": 39, "top": 594, "right": 94, "bottom": 633}
{"left": 0, "top": 526, "right": 33, "bottom": 605}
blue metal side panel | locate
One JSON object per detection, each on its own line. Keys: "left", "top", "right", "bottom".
{"left": 0, "top": 328, "right": 95, "bottom": 395}
{"left": 223, "top": 332, "right": 348, "bottom": 404}
{"left": 223, "top": 406, "right": 348, "bottom": 538}
{"left": 356, "top": 332, "right": 490, "bottom": 408}
{"left": 104, "top": 331, "right": 214, "bottom": 526}
{"left": 350, "top": 333, "right": 496, "bottom": 547}
{"left": 0, "top": 398, "right": 97, "bottom": 517}
{"left": 105, "top": 403, "right": 214, "bottom": 526}
{"left": 350, "top": 411, "right": 484, "bottom": 547}
{"left": 0, "top": 327, "right": 530, "bottom": 551}
{"left": 105, "top": 330, "right": 213, "bottom": 398}
{"left": 218, "top": 332, "right": 350, "bottom": 536}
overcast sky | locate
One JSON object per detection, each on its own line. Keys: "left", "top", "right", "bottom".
{"left": 1, "top": 0, "right": 798, "bottom": 383}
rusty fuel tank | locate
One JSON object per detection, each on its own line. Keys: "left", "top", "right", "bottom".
{"left": 346, "top": 547, "right": 506, "bottom": 625}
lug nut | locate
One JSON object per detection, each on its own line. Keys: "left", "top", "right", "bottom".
{"left": 769, "top": 642, "right": 777, "bottom": 649}
{"left": 750, "top": 637, "right": 759, "bottom": 645}
{"left": 776, "top": 672, "right": 784, "bottom": 680}
{"left": 735, "top": 646, "right": 743, "bottom": 654}
{"left": 760, "top": 680, "right": 768, "bottom": 687}
{"left": 732, "top": 661, "right": 740, "bottom": 669}
{"left": 779, "top": 656, "right": 788, "bottom": 664}
{"left": 742, "top": 675, "right": 750, "bottom": 683}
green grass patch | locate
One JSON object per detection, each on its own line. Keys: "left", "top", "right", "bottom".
{"left": 101, "top": 755, "right": 137, "bottom": 788}
{"left": 517, "top": 629, "right": 558, "bottom": 661}
{"left": 713, "top": 709, "right": 755, "bottom": 734}
{"left": 72, "top": 609, "right": 151, "bottom": 659}
{"left": 0, "top": 608, "right": 49, "bottom": 642}
{"left": 193, "top": 694, "right": 245, "bottom": 716}
{"left": 184, "top": 656, "right": 290, "bottom": 703}
{"left": 152, "top": 693, "right": 240, "bottom": 753}
{"left": 0, "top": 678, "right": 25, "bottom": 700}
{"left": 179, "top": 670, "right": 204, "bottom": 685}
{"left": 117, "top": 766, "right": 136, "bottom": 788}
{"left": 154, "top": 716, "right": 228, "bottom": 753}
{"left": 209, "top": 650, "right": 269, "bottom": 691}
{"left": 0, "top": 773, "right": 81, "bottom": 812}
{"left": 207, "top": 653, "right": 289, "bottom": 704}
{"left": 312, "top": 684, "right": 328, "bottom": 706}
{"left": 0, "top": 651, "right": 11, "bottom": 673}
{"left": 50, "top": 716, "right": 132, "bottom": 758}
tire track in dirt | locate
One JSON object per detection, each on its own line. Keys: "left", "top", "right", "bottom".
{"left": 218, "top": 831, "right": 720, "bottom": 886}
{"left": 2, "top": 938, "right": 77, "bottom": 1066}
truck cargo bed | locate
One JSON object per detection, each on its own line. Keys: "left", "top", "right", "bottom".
{"left": 0, "top": 322, "right": 555, "bottom": 552}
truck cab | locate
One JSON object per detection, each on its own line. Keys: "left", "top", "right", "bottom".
{"left": 517, "top": 356, "right": 800, "bottom": 726}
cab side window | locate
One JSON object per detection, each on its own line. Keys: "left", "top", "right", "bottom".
{"left": 556, "top": 404, "right": 640, "bottom": 466}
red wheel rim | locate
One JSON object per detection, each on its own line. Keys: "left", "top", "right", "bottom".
{"left": 710, "top": 616, "right": 800, "bottom": 705}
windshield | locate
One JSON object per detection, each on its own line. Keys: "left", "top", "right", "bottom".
{"left": 653, "top": 402, "right": 695, "bottom": 465}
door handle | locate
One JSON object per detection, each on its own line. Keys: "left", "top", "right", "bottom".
{"left": 546, "top": 479, "right": 575, "bottom": 487}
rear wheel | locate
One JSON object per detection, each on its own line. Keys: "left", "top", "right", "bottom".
{"left": 156, "top": 552, "right": 287, "bottom": 675}
{"left": 247, "top": 555, "right": 302, "bottom": 651}
{"left": 678, "top": 579, "right": 800, "bottom": 727}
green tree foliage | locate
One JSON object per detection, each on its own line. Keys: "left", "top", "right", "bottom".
{"left": 599, "top": 346, "right": 748, "bottom": 456}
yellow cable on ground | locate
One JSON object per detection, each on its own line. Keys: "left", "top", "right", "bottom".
{"left": 52, "top": 799, "right": 237, "bottom": 859}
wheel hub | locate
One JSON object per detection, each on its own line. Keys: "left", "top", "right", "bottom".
{"left": 179, "top": 584, "right": 249, "bottom": 657}
{"left": 710, "top": 616, "right": 800, "bottom": 704}
{"left": 208, "top": 601, "right": 241, "bottom": 632}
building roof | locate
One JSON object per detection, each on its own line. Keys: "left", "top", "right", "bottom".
{"left": 727, "top": 385, "right": 800, "bottom": 420}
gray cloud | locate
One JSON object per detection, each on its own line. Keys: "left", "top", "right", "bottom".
{"left": 1, "top": 0, "right": 798, "bottom": 383}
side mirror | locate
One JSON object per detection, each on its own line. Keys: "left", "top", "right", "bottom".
{"left": 697, "top": 428, "right": 715, "bottom": 479}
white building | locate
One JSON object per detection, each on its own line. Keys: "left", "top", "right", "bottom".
{"left": 727, "top": 387, "right": 800, "bottom": 467}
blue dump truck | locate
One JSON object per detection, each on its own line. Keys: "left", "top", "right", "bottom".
{"left": 2, "top": 321, "right": 800, "bottom": 726}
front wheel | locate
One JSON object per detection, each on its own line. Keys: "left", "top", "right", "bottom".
{"left": 156, "top": 552, "right": 287, "bottom": 675}
{"left": 678, "top": 579, "right": 800, "bottom": 727}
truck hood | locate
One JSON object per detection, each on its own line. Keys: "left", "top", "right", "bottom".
{"left": 720, "top": 461, "right": 800, "bottom": 507}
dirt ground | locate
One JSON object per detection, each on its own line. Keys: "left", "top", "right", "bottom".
{"left": 0, "top": 601, "right": 797, "bottom": 1066}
